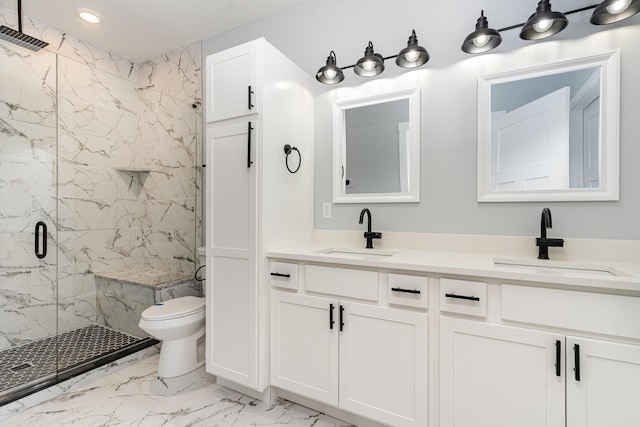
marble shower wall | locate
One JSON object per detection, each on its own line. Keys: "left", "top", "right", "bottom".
{"left": 0, "top": 41, "right": 58, "bottom": 350}
{"left": 0, "top": 5, "right": 202, "bottom": 347}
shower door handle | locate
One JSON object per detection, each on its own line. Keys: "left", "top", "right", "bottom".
{"left": 35, "top": 221, "right": 47, "bottom": 259}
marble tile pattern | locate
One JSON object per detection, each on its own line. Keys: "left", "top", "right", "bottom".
{"left": 0, "top": 35, "right": 58, "bottom": 351}
{"left": 95, "top": 268, "right": 200, "bottom": 337}
{"left": 1, "top": 4, "right": 202, "bottom": 350}
{"left": 0, "top": 346, "right": 159, "bottom": 422}
{"left": 0, "top": 354, "right": 352, "bottom": 427}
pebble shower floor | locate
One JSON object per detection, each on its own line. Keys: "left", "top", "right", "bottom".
{"left": 0, "top": 325, "right": 140, "bottom": 396}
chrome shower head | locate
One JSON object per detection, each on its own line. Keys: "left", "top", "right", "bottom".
{"left": 0, "top": 0, "right": 48, "bottom": 52}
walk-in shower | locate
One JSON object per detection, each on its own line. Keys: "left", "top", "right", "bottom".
{"left": 0, "top": 43, "right": 156, "bottom": 404}
{"left": 0, "top": 5, "right": 200, "bottom": 405}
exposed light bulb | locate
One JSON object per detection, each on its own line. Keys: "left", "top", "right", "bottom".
{"left": 473, "top": 34, "right": 490, "bottom": 47}
{"left": 606, "top": 0, "right": 632, "bottom": 14}
{"left": 323, "top": 68, "right": 337, "bottom": 80}
{"left": 362, "top": 60, "right": 376, "bottom": 72}
{"left": 533, "top": 18, "right": 553, "bottom": 33}
{"left": 404, "top": 50, "right": 420, "bottom": 62}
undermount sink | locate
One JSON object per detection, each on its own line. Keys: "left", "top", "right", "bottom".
{"left": 493, "top": 257, "right": 629, "bottom": 277}
{"left": 315, "top": 247, "right": 398, "bottom": 260}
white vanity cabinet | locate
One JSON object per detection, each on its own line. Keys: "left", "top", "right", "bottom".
{"left": 565, "top": 336, "right": 640, "bottom": 427}
{"left": 270, "top": 266, "right": 428, "bottom": 427}
{"left": 205, "top": 40, "right": 259, "bottom": 122}
{"left": 339, "top": 301, "right": 428, "bottom": 427}
{"left": 271, "top": 291, "right": 339, "bottom": 405}
{"left": 439, "top": 279, "right": 640, "bottom": 427}
{"left": 205, "top": 38, "right": 314, "bottom": 392}
{"left": 439, "top": 317, "right": 565, "bottom": 427}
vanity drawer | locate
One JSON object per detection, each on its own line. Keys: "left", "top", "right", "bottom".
{"left": 388, "top": 273, "right": 428, "bottom": 309}
{"left": 502, "top": 284, "right": 640, "bottom": 340}
{"left": 440, "top": 278, "right": 487, "bottom": 317}
{"left": 269, "top": 261, "right": 299, "bottom": 290}
{"left": 305, "top": 265, "right": 378, "bottom": 301}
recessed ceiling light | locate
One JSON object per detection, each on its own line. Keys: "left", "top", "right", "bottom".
{"left": 77, "top": 8, "right": 103, "bottom": 24}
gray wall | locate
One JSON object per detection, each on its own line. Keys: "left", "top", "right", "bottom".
{"left": 203, "top": 0, "right": 640, "bottom": 240}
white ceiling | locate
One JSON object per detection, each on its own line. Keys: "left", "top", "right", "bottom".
{"left": 0, "top": 0, "right": 304, "bottom": 62}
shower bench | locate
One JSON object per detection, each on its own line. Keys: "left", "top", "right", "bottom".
{"left": 94, "top": 268, "right": 200, "bottom": 338}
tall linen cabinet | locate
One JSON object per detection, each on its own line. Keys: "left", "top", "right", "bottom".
{"left": 204, "top": 38, "right": 314, "bottom": 392}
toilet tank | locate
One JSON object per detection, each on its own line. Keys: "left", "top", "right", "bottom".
{"left": 197, "top": 247, "right": 206, "bottom": 296}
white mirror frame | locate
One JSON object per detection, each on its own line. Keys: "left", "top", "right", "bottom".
{"left": 477, "top": 50, "right": 620, "bottom": 202}
{"left": 333, "top": 87, "right": 421, "bottom": 203}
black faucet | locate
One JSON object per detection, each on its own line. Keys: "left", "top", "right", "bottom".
{"left": 536, "top": 207, "right": 564, "bottom": 259}
{"left": 359, "top": 208, "right": 382, "bottom": 249}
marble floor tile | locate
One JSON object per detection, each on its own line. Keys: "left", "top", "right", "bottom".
{"left": 0, "top": 354, "right": 352, "bottom": 427}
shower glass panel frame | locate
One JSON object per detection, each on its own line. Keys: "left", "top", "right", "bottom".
{"left": 0, "top": 41, "right": 158, "bottom": 407}
{"left": 0, "top": 45, "right": 60, "bottom": 402}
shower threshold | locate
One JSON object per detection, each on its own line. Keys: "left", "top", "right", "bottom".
{"left": 0, "top": 325, "right": 157, "bottom": 407}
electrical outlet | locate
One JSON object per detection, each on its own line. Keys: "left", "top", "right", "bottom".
{"left": 322, "top": 203, "right": 332, "bottom": 219}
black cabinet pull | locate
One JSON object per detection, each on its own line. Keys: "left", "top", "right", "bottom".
{"left": 391, "top": 287, "right": 421, "bottom": 295}
{"left": 270, "top": 272, "right": 290, "bottom": 278}
{"left": 35, "top": 221, "right": 47, "bottom": 259}
{"left": 555, "top": 340, "right": 561, "bottom": 377}
{"left": 329, "top": 304, "right": 335, "bottom": 330}
{"left": 574, "top": 344, "right": 581, "bottom": 381}
{"left": 445, "top": 293, "right": 480, "bottom": 302}
{"left": 247, "top": 122, "right": 253, "bottom": 168}
{"left": 339, "top": 305, "right": 344, "bottom": 332}
{"left": 248, "top": 85, "right": 254, "bottom": 109}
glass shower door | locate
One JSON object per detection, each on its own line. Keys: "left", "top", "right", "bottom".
{"left": 0, "top": 44, "right": 59, "bottom": 402}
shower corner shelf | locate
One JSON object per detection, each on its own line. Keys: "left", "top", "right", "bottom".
{"left": 114, "top": 166, "right": 151, "bottom": 173}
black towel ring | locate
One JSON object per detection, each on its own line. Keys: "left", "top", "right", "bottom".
{"left": 284, "top": 144, "right": 301, "bottom": 174}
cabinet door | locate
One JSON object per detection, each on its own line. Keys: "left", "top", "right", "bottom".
{"left": 206, "top": 121, "right": 258, "bottom": 388}
{"left": 440, "top": 317, "right": 565, "bottom": 427}
{"left": 567, "top": 336, "right": 640, "bottom": 427}
{"left": 270, "top": 291, "right": 339, "bottom": 406}
{"left": 339, "top": 302, "right": 428, "bottom": 427}
{"left": 205, "top": 40, "right": 259, "bottom": 122}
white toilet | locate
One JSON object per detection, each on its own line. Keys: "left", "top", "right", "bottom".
{"left": 138, "top": 296, "right": 206, "bottom": 378}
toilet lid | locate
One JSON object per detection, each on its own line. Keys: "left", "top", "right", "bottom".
{"left": 141, "top": 296, "right": 205, "bottom": 321}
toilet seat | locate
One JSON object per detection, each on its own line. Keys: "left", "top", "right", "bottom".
{"left": 141, "top": 296, "right": 205, "bottom": 321}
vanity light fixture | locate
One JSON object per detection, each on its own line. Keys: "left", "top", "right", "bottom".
{"left": 315, "top": 30, "right": 429, "bottom": 84}
{"left": 520, "top": 0, "right": 568, "bottom": 40}
{"left": 591, "top": 0, "right": 640, "bottom": 24}
{"left": 354, "top": 41, "right": 385, "bottom": 77}
{"left": 316, "top": 51, "right": 345, "bottom": 84}
{"left": 461, "top": 0, "right": 639, "bottom": 55}
{"left": 77, "top": 8, "right": 103, "bottom": 24}
{"left": 395, "top": 30, "right": 430, "bottom": 68}
{"left": 461, "top": 10, "right": 502, "bottom": 54}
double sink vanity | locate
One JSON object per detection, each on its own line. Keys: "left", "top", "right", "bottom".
{"left": 202, "top": 34, "right": 639, "bottom": 427}
{"left": 267, "top": 242, "right": 640, "bottom": 427}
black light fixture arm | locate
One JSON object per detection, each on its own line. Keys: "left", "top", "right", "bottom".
{"left": 496, "top": 4, "right": 598, "bottom": 33}
{"left": 338, "top": 54, "right": 398, "bottom": 71}
{"left": 316, "top": 29, "right": 429, "bottom": 84}
{"left": 318, "top": 2, "right": 638, "bottom": 83}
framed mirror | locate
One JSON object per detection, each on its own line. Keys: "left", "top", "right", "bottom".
{"left": 333, "top": 87, "right": 420, "bottom": 203}
{"left": 477, "top": 50, "right": 619, "bottom": 202}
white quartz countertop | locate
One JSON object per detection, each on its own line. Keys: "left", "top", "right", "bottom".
{"left": 266, "top": 244, "right": 640, "bottom": 293}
